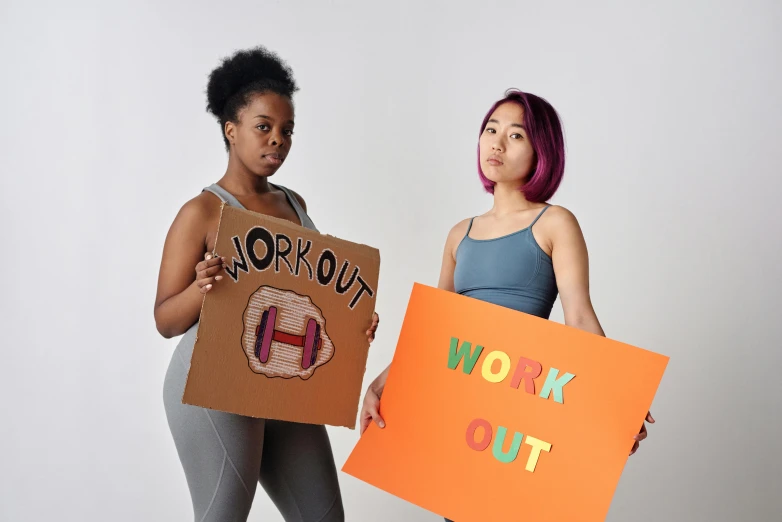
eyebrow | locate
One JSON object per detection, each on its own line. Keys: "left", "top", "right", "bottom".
{"left": 254, "top": 114, "right": 295, "bottom": 125}
{"left": 487, "top": 118, "right": 525, "bottom": 129}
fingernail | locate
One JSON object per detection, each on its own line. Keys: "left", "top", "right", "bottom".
{"left": 206, "top": 255, "right": 212, "bottom": 260}
{"left": 379, "top": 422, "right": 385, "bottom": 428}
{"left": 215, "top": 276, "right": 223, "bottom": 280}
{"left": 206, "top": 284, "right": 212, "bottom": 289}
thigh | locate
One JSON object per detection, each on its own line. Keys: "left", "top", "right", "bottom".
{"left": 258, "top": 420, "right": 344, "bottom": 522}
{"left": 164, "top": 350, "right": 266, "bottom": 521}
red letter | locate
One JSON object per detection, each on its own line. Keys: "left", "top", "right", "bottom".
{"left": 465, "top": 418, "right": 492, "bottom": 451}
{"left": 509, "top": 357, "right": 542, "bottom": 394}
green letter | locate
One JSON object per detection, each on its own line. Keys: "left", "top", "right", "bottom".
{"left": 447, "top": 337, "right": 484, "bottom": 374}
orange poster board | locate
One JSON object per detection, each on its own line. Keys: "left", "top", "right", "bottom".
{"left": 343, "top": 283, "right": 668, "bottom": 521}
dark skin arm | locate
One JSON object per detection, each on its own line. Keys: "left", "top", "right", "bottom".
{"left": 154, "top": 195, "right": 225, "bottom": 338}
{"left": 154, "top": 188, "right": 378, "bottom": 342}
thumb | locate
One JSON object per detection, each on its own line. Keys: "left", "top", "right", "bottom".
{"left": 370, "top": 406, "right": 385, "bottom": 429}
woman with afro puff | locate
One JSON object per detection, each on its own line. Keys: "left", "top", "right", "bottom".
{"left": 155, "top": 46, "right": 377, "bottom": 522}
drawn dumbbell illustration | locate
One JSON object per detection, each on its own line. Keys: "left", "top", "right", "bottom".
{"left": 254, "top": 306, "right": 323, "bottom": 370}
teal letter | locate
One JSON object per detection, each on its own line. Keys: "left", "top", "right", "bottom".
{"left": 492, "top": 426, "right": 523, "bottom": 464}
{"left": 447, "top": 337, "right": 484, "bottom": 374}
{"left": 539, "top": 367, "right": 576, "bottom": 404}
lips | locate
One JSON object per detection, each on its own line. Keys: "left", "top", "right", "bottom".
{"left": 263, "top": 153, "right": 284, "bottom": 166}
{"left": 487, "top": 156, "right": 503, "bottom": 166}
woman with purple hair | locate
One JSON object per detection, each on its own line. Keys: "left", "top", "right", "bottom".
{"left": 358, "top": 89, "right": 653, "bottom": 521}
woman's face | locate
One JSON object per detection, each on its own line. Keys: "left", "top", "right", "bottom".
{"left": 225, "top": 92, "right": 295, "bottom": 177}
{"left": 479, "top": 102, "right": 536, "bottom": 186}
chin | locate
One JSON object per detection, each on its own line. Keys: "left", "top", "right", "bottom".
{"left": 252, "top": 165, "right": 280, "bottom": 178}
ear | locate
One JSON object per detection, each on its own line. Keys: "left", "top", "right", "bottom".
{"left": 224, "top": 120, "right": 236, "bottom": 147}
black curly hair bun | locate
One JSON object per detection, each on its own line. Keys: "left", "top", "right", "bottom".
{"left": 206, "top": 46, "right": 298, "bottom": 127}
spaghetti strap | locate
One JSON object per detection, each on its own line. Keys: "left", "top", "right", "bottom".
{"left": 465, "top": 218, "right": 476, "bottom": 237}
{"left": 529, "top": 205, "right": 551, "bottom": 228}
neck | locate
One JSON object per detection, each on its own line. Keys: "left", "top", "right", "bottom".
{"left": 489, "top": 181, "right": 537, "bottom": 216}
{"left": 218, "top": 152, "right": 272, "bottom": 195}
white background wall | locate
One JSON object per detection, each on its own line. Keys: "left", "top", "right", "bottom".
{"left": 1, "top": 0, "right": 780, "bottom": 520}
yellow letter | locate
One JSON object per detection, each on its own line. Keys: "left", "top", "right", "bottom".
{"left": 524, "top": 436, "right": 552, "bottom": 472}
{"left": 481, "top": 351, "right": 511, "bottom": 383}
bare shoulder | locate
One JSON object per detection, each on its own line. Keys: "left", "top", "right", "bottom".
{"left": 444, "top": 218, "right": 472, "bottom": 255}
{"left": 448, "top": 218, "right": 472, "bottom": 241}
{"left": 285, "top": 187, "right": 307, "bottom": 212}
{"left": 165, "top": 191, "right": 223, "bottom": 247}
{"left": 541, "top": 205, "right": 582, "bottom": 234}
{"left": 178, "top": 190, "right": 223, "bottom": 223}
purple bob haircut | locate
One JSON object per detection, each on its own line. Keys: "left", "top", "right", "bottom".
{"left": 478, "top": 89, "right": 565, "bottom": 203}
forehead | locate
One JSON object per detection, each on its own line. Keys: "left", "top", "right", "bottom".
{"left": 490, "top": 101, "right": 525, "bottom": 122}
{"left": 240, "top": 92, "right": 295, "bottom": 119}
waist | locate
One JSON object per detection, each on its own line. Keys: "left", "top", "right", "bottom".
{"left": 457, "top": 288, "right": 554, "bottom": 319}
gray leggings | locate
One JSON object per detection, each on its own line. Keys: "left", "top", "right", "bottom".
{"left": 163, "top": 344, "right": 344, "bottom": 522}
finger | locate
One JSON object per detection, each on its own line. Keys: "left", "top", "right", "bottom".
{"left": 370, "top": 407, "right": 385, "bottom": 428}
{"left": 634, "top": 425, "right": 648, "bottom": 442}
{"left": 630, "top": 441, "right": 639, "bottom": 455}
{"left": 197, "top": 265, "right": 225, "bottom": 280}
{"left": 199, "top": 283, "right": 213, "bottom": 294}
{"left": 195, "top": 256, "right": 224, "bottom": 273}
{"left": 197, "top": 277, "right": 216, "bottom": 289}
{"left": 646, "top": 411, "right": 655, "bottom": 423}
{"left": 360, "top": 415, "right": 370, "bottom": 435}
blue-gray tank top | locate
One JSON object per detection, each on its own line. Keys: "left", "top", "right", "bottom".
{"left": 453, "top": 206, "right": 558, "bottom": 318}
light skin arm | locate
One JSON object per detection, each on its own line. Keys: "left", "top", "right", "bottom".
{"left": 548, "top": 207, "right": 654, "bottom": 454}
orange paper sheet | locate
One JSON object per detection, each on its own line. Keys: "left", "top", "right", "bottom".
{"left": 343, "top": 283, "right": 669, "bottom": 522}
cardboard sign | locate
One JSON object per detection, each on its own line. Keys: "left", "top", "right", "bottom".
{"left": 183, "top": 205, "right": 380, "bottom": 428}
{"left": 343, "top": 283, "right": 668, "bottom": 521}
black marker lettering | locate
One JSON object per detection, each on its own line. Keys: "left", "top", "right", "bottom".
{"left": 335, "top": 260, "right": 359, "bottom": 294}
{"left": 349, "top": 275, "right": 374, "bottom": 309}
{"left": 317, "top": 249, "right": 337, "bottom": 286}
{"left": 275, "top": 234, "right": 294, "bottom": 274}
{"left": 225, "top": 235, "right": 250, "bottom": 282}
{"left": 295, "top": 239, "right": 313, "bottom": 279}
{"left": 246, "top": 227, "right": 274, "bottom": 272}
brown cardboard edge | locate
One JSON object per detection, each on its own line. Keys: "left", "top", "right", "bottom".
{"left": 221, "top": 205, "right": 381, "bottom": 261}
{"left": 181, "top": 201, "right": 228, "bottom": 404}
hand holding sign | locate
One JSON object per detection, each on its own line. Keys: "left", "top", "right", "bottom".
{"left": 183, "top": 205, "right": 381, "bottom": 428}
{"left": 194, "top": 253, "right": 227, "bottom": 294}
{"left": 344, "top": 284, "right": 669, "bottom": 522}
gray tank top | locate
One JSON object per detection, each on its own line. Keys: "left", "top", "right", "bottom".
{"left": 203, "top": 182, "right": 318, "bottom": 231}
{"left": 453, "top": 206, "right": 558, "bottom": 318}
{"left": 174, "top": 183, "right": 318, "bottom": 366}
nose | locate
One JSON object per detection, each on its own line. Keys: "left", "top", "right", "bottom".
{"left": 269, "top": 129, "right": 285, "bottom": 147}
{"left": 492, "top": 140, "right": 504, "bottom": 153}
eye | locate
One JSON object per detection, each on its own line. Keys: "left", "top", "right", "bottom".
{"left": 256, "top": 124, "right": 270, "bottom": 131}
{"left": 485, "top": 127, "right": 496, "bottom": 134}
{"left": 510, "top": 133, "right": 523, "bottom": 139}
{"left": 284, "top": 129, "right": 294, "bottom": 137}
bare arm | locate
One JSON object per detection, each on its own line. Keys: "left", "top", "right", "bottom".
{"left": 154, "top": 198, "right": 222, "bottom": 338}
{"left": 548, "top": 207, "right": 605, "bottom": 336}
{"left": 548, "top": 207, "right": 655, "bottom": 453}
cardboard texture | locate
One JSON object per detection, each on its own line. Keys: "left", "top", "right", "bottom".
{"left": 183, "top": 205, "right": 380, "bottom": 428}
{"left": 343, "top": 283, "right": 669, "bottom": 521}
